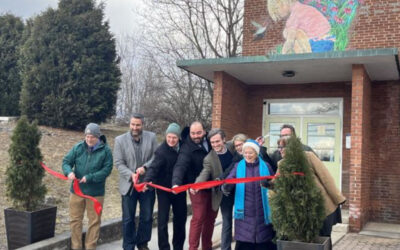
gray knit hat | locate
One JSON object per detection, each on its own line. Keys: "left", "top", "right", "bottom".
{"left": 85, "top": 123, "right": 101, "bottom": 138}
{"left": 165, "top": 123, "right": 181, "bottom": 137}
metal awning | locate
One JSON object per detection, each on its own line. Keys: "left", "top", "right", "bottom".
{"left": 177, "top": 48, "right": 400, "bottom": 85}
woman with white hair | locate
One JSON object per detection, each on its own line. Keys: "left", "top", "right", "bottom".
{"left": 222, "top": 139, "right": 276, "bottom": 250}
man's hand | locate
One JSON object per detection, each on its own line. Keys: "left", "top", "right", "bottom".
{"left": 131, "top": 173, "right": 137, "bottom": 184}
{"left": 68, "top": 172, "right": 76, "bottom": 180}
{"left": 136, "top": 166, "right": 146, "bottom": 175}
{"left": 256, "top": 136, "right": 265, "bottom": 146}
{"left": 189, "top": 188, "right": 198, "bottom": 195}
{"left": 142, "top": 182, "right": 151, "bottom": 192}
{"left": 221, "top": 185, "right": 230, "bottom": 196}
{"left": 79, "top": 176, "right": 87, "bottom": 183}
{"left": 172, "top": 185, "right": 178, "bottom": 194}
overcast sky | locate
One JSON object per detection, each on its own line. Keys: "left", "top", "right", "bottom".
{"left": 0, "top": 0, "right": 142, "bottom": 36}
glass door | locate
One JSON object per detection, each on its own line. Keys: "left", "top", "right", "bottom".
{"left": 263, "top": 98, "right": 343, "bottom": 190}
{"left": 302, "top": 117, "right": 342, "bottom": 189}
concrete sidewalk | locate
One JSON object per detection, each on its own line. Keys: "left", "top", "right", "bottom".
{"left": 98, "top": 209, "right": 348, "bottom": 249}
{"left": 98, "top": 212, "right": 226, "bottom": 250}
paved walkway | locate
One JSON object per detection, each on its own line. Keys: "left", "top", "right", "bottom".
{"left": 98, "top": 210, "right": 400, "bottom": 250}
{"left": 334, "top": 233, "right": 400, "bottom": 249}
{"left": 98, "top": 213, "right": 227, "bottom": 249}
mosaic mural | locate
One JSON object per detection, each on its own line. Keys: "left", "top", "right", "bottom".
{"left": 252, "top": 0, "right": 362, "bottom": 54}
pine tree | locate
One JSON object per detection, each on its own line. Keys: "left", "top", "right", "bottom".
{"left": 19, "top": 0, "right": 121, "bottom": 129}
{"left": 6, "top": 116, "right": 46, "bottom": 211}
{"left": 0, "top": 14, "right": 24, "bottom": 116}
{"left": 270, "top": 136, "right": 325, "bottom": 242}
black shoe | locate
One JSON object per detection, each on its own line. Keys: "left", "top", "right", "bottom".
{"left": 137, "top": 243, "right": 150, "bottom": 250}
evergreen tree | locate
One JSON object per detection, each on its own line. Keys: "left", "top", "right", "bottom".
{"left": 6, "top": 116, "right": 46, "bottom": 211}
{"left": 19, "top": 0, "right": 121, "bottom": 129}
{"left": 0, "top": 14, "right": 24, "bottom": 116}
{"left": 270, "top": 136, "right": 325, "bottom": 242}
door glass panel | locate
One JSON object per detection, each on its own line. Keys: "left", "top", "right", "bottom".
{"left": 269, "top": 101, "right": 340, "bottom": 115}
{"left": 307, "top": 123, "right": 335, "bottom": 162}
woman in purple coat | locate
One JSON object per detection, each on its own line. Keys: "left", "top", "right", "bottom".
{"left": 222, "top": 139, "right": 277, "bottom": 250}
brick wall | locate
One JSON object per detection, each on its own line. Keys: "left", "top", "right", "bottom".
{"left": 242, "top": 0, "right": 400, "bottom": 56}
{"left": 348, "top": 0, "right": 400, "bottom": 50}
{"left": 349, "top": 65, "right": 372, "bottom": 231}
{"left": 242, "top": 0, "right": 284, "bottom": 56}
{"left": 212, "top": 72, "right": 248, "bottom": 139}
{"left": 370, "top": 82, "right": 400, "bottom": 223}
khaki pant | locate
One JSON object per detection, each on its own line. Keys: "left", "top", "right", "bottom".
{"left": 69, "top": 193, "right": 104, "bottom": 249}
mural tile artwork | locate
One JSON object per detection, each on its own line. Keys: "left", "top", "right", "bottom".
{"left": 252, "top": 0, "right": 363, "bottom": 54}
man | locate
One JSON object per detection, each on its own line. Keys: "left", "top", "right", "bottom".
{"left": 172, "top": 121, "right": 212, "bottom": 250}
{"left": 62, "top": 123, "right": 113, "bottom": 250}
{"left": 270, "top": 124, "right": 315, "bottom": 172}
{"left": 114, "top": 113, "right": 158, "bottom": 250}
{"left": 143, "top": 123, "right": 187, "bottom": 250}
{"left": 195, "top": 129, "right": 235, "bottom": 250}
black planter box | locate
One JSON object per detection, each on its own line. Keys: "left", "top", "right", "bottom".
{"left": 4, "top": 205, "right": 57, "bottom": 249}
{"left": 277, "top": 236, "right": 331, "bottom": 250}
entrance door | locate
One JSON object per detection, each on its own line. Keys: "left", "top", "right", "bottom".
{"left": 263, "top": 98, "right": 343, "bottom": 190}
{"left": 302, "top": 118, "right": 342, "bottom": 189}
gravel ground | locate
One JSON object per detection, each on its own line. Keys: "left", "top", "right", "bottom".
{"left": 0, "top": 121, "right": 128, "bottom": 250}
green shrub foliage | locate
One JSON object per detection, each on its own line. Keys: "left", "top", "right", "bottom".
{"left": 270, "top": 136, "right": 325, "bottom": 243}
{"left": 0, "top": 14, "right": 24, "bottom": 116}
{"left": 6, "top": 116, "right": 46, "bottom": 211}
{"left": 19, "top": 0, "right": 121, "bottom": 129}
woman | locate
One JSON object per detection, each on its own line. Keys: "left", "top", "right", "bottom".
{"left": 271, "top": 136, "right": 346, "bottom": 237}
{"left": 143, "top": 123, "right": 187, "bottom": 250}
{"left": 223, "top": 139, "right": 276, "bottom": 250}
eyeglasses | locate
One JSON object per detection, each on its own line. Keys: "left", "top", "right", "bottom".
{"left": 234, "top": 142, "right": 244, "bottom": 149}
{"left": 278, "top": 146, "right": 286, "bottom": 151}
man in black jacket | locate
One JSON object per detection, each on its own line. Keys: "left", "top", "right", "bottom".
{"left": 144, "top": 123, "right": 186, "bottom": 250}
{"left": 172, "top": 121, "right": 214, "bottom": 250}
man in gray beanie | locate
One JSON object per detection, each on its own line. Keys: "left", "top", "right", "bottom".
{"left": 85, "top": 123, "right": 101, "bottom": 139}
{"left": 62, "top": 123, "right": 113, "bottom": 249}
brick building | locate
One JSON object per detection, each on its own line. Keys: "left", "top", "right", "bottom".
{"left": 177, "top": 0, "right": 400, "bottom": 232}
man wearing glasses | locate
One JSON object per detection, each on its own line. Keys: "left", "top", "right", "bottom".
{"left": 270, "top": 124, "right": 315, "bottom": 170}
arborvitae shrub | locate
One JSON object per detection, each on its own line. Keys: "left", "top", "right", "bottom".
{"left": 270, "top": 136, "right": 325, "bottom": 242}
{"left": 6, "top": 116, "right": 46, "bottom": 211}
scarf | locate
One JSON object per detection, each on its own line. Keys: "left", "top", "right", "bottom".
{"left": 234, "top": 156, "right": 271, "bottom": 224}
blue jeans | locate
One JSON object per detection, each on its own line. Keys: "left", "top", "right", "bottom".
{"left": 122, "top": 188, "right": 155, "bottom": 250}
{"left": 220, "top": 195, "right": 234, "bottom": 250}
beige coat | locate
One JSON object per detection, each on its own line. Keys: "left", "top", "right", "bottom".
{"left": 275, "top": 151, "right": 346, "bottom": 216}
{"left": 195, "top": 146, "right": 235, "bottom": 211}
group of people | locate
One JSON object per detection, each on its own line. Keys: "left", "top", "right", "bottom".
{"left": 62, "top": 113, "right": 345, "bottom": 250}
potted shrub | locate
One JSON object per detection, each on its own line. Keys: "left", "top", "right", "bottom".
{"left": 269, "top": 136, "right": 329, "bottom": 250}
{"left": 4, "top": 116, "right": 57, "bottom": 249}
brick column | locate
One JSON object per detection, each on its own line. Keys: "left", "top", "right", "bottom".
{"left": 349, "top": 64, "right": 372, "bottom": 232}
{"left": 212, "top": 72, "right": 248, "bottom": 139}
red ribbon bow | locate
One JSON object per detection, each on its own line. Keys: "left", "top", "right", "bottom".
{"left": 41, "top": 162, "right": 102, "bottom": 216}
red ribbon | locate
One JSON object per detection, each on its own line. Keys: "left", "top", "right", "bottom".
{"left": 134, "top": 172, "right": 305, "bottom": 193}
{"left": 41, "top": 162, "right": 102, "bottom": 216}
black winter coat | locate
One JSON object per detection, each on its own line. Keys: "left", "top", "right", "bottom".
{"left": 172, "top": 136, "right": 210, "bottom": 186}
{"left": 144, "top": 141, "right": 180, "bottom": 188}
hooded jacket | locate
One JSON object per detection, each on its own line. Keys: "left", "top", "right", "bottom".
{"left": 62, "top": 135, "right": 113, "bottom": 197}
